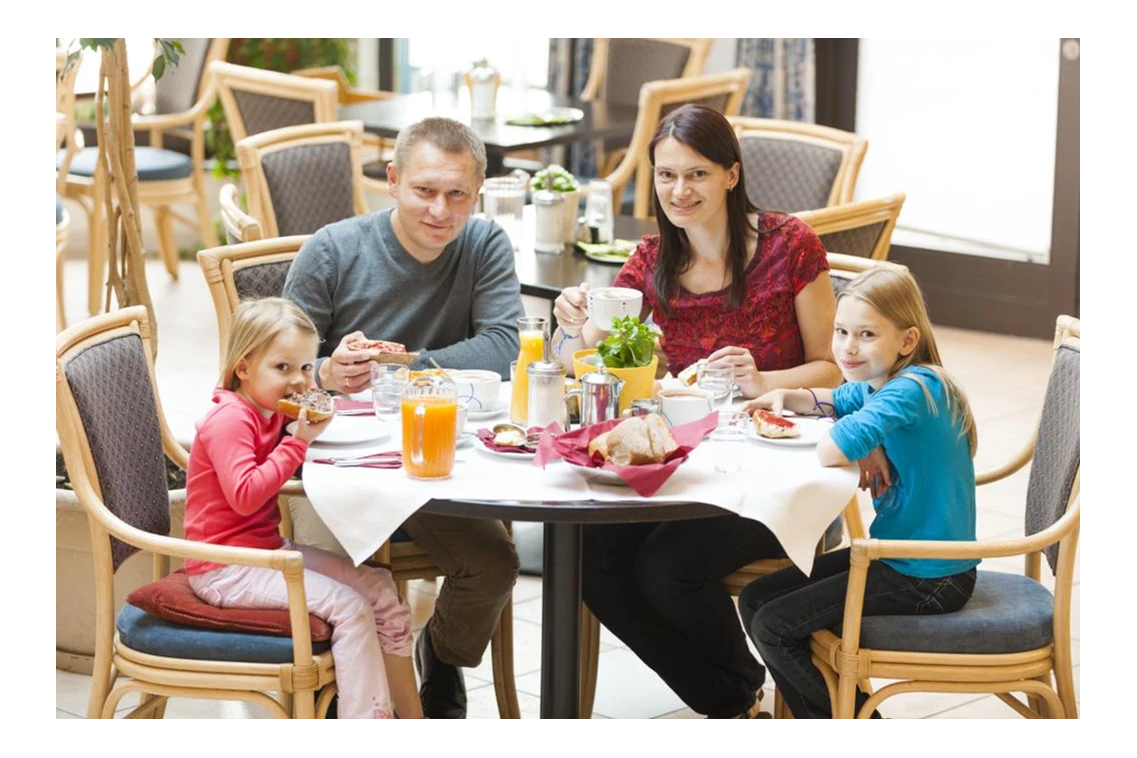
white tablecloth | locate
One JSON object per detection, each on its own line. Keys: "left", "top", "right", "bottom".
{"left": 302, "top": 383, "right": 859, "bottom": 575}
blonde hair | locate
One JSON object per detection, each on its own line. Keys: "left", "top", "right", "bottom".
{"left": 837, "top": 268, "right": 978, "bottom": 456}
{"left": 220, "top": 297, "right": 320, "bottom": 391}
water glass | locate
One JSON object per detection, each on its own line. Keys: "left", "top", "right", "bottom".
{"left": 371, "top": 363, "right": 410, "bottom": 417}
{"left": 711, "top": 410, "right": 750, "bottom": 474}
{"left": 583, "top": 179, "right": 614, "bottom": 244}
{"left": 698, "top": 364, "right": 735, "bottom": 409}
{"left": 482, "top": 176, "right": 526, "bottom": 250}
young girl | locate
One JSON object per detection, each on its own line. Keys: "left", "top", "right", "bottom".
{"left": 183, "top": 297, "right": 422, "bottom": 719}
{"left": 738, "top": 267, "right": 979, "bottom": 719}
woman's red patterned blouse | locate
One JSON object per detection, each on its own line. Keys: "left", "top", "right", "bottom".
{"left": 613, "top": 212, "right": 829, "bottom": 375}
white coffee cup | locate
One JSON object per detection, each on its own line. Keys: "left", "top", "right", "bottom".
{"left": 449, "top": 369, "right": 502, "bottom": 414}
{"left": 455, "top": 401, "right": 468, "bottom": 435}
{"left": 658, "top": 387, "right": 715, "bottom": 427}
{"left": 587, "top": 286, "right": 644, "bottom": 331}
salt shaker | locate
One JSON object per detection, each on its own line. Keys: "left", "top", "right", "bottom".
{"left": 527, "top": 360, "right": 568, "bottom": 429}
{"left": 533, "top": 190, "right": 565, "bottom": 254}
{"left": 583, "top": 179, "right": 614, "bottom": 244}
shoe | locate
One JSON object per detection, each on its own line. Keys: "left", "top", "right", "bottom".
{"left": 729, "top": 689, "right": 771, "bottom": 719}
{"left": 414, "top": 624, "right": 467, "bottom": 719}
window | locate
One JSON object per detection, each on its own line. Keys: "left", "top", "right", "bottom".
{"left": 855, "top": 39, "right": 1059, "bottom": 263}
{"left": 403, "top": 38, "right": 549, "bottom": 93}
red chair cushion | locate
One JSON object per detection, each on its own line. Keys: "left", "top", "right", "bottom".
{"left": 126, "top": 570, "right": 333, "bottom": 642}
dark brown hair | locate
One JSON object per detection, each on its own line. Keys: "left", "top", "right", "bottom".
{"left": 648, "top": 104, "right": 759, "bottom": 316}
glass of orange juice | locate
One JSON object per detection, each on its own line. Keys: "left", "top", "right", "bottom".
{"left": 401, "top": 381, "right": 458, "bottom": 480}
{"left": 510, "top": 316, "right": 547, "bottom": 425}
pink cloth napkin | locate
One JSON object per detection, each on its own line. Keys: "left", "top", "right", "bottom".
{"left": 533, "top": 412, "right": 719, "bottom": 497}
{"left": 334, "top": 398, "right": 374, "bottom": 415}
{"left": 475, "top": 428, "right": 538, "bottom": 454}
{"left": 311, "top": 451, "right": 402, "bottom": 469}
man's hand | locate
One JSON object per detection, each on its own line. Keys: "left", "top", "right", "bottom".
{"left": 320, "top": 331, "right": 374, "bottom": 394}
{"left": 856, "top": 445, "right": 894, "bottom": 499}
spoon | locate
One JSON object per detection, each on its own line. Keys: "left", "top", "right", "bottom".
{"left": 491, "top": 422, "right": 541, "bottom": 449}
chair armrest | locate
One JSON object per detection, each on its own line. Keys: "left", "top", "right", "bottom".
{"left": 975, "top": 427, "right": 1038, "bottom": 485}
{"left": 219, "top": 183, "right": 264, "bottom": 243}
{"left": 859, "top": 494, "right": 1079, "bottom": 563}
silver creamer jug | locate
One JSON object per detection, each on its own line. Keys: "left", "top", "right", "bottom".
{"left": 563, "top": 368, "right": 625, "bottom": 428}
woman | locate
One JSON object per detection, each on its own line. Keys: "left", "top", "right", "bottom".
{"left": 551, "top": 104, "right": 842, "bottom": 719}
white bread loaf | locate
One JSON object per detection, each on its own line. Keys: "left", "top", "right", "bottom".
{"left": 602, "top": 414, "right": 677, "bottom": 465}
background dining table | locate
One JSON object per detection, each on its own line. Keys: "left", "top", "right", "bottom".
{"left": 340, "top": 89, "right": 640, "bottom": 177}
{"left": 298, "top": 383, "right": 858, "bottom": 718}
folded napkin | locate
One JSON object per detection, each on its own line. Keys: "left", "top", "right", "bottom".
{"left": 475, "top": 428, "right": 538, "bottom": 454}
{"left": 533, "top": 413, "right": 718, "bottom": 497}
{"left": 312, "top": 451, "right": 402, "bottom": 469}
{"left": 334, "top": 398, "right": 374, "bottom": 415}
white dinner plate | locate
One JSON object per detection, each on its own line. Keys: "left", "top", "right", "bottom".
{"left": 747, "top": 416, "right": 831, "bottom": 447}
{"left": 472, "top": 437, "right": 536, "bottom": 460}
{"left": 287, "top": 416, "right": 390, "bottom": 446}
{"left": 567, "top": 462, "right": 631, "bottom": 487}
{"left": 467, "top": 406, "right": 507, "bottom": 421}
{"left": 456, "top": 431, "right": 475, "bottom": 449}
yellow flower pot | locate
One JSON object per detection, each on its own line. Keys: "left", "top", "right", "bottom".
{"left": 572, "top": 349, "right": 658, "bottom": 415}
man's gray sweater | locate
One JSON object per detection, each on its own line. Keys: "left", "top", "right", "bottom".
{"left": 283, "top": 209, "right": 523, "bottom": 378}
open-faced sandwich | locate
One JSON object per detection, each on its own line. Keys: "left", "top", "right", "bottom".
{"left": 588, "top": 414, "right": 678, "bottom": 465}
{"left": 677, "top": 358, "right": 708, "bottom": 387}
{"left": 751, "top": 408, "right": 800, "bottom": 439}
{"left": 347, "top": 338, "right": 419, "bottom": 366}
{"left": 278, "top": 388, "right": 335, "bottom": 422}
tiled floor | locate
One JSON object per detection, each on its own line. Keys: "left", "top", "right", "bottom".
{"left": 56, "top": 242, "right": 1079, "bottom": 719}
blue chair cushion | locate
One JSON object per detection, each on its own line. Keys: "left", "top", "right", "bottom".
{"left": 855, "top": 571, "right": 1055, "bottom": 655}
{"left": 57, "top": 194, "right": 64, "bottom": 225}
{"left": 58, "top": 146, "right": 192, "bottom": 181}
{"left": 116, "top": 603, "right": 331, "bottom": 664}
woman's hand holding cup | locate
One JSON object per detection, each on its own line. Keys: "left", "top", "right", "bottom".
{"left": 553, "top": 282, "right": 591, "bottom": 336}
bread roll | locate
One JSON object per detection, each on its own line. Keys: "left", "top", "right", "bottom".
{"left": 752, "top": 409, "right": 800, "bottom": 439}
{"left": 601, "top": 414, "right": 678, "bottom": 465}
{"left": 588, "top": 431, "right": 611, "bottom": 459}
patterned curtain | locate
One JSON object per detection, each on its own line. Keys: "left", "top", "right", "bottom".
{"left": 736, "top": 39, "right": 815, "bottom": 121}
{"left": 545, "top": 38, "right": 597, "bottom": 178}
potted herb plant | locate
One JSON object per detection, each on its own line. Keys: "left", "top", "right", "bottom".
{"left": 530, "top": 163, "right": 582, "bottom": 242}
{"left": 572, "top": 315, "right": 659, "bottom": 414}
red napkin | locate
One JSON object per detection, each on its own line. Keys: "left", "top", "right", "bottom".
{"left": 533, "top": 412, "right": 719, "bottom": 497}
{"left": 475, "top": 428, "right": 538, "bottom": 454}
{"left": 334, "top": 398, "right": 374, "bottom": 415}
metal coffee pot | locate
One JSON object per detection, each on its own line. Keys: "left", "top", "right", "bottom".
{"left": 563, "top": 368, "right": 625, "bottom": 428}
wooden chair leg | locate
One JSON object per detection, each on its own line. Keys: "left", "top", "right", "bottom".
{"left": 152, "top": 206, "right": 180, "bottom": 279}
{"left": 489, "top": 596, "right": 521, "bottom": 718}
{"left": 579, "top": 604, "right": 601, "bottom": 718}
{"left": 194, "top": 172, "right": 219, "bottom": 248}
{"left": 56, "top": 245, "right": 67, "bottom": 332}
{"left": 773, "top": 688, "right": 790, "bottom": 719}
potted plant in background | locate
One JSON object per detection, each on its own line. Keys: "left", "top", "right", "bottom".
{"left": 530, "top": 163, "right": 582, "bottom": 243}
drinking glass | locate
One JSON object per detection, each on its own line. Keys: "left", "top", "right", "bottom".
{"left": 482, "top": 176, "right": 526, "bottom": 250}
{"left": 583, "top": 179, "right": 614, "bottom": 244}
{"left": 371, "top": 363, "right": 409, "bottom": 417}
{"left": 698, "top": 364, "right": 735, "bottom": 409}
{"left": 401, "top": 382, "right": 458, "bottom": 480}
{"left": 711, "top": 410, "right": 750, "bottom": 474}
{"left": 510, "top": 317, "right": 548, "bottom": 425}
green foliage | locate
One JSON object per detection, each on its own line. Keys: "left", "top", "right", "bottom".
{"left": 597, "top": 316, "right": 655, "bottom": 369}
{"left": 531, "top": 163, "right": 579, "bottom": 192}
{"left": 208, "top": 38, "right": 355, "bottom": 179}
{"left": 67, "top": 38, "right": 184, "bottom": 82}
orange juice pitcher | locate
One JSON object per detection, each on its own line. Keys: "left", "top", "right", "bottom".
{"left": 510, "top": 316, "right": 548, "bottom": 425}
{"left": 401, "top": 381, "right": 458, "bottom": 480}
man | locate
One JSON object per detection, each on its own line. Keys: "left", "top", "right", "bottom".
{"left": 283, "top": 117, "right": 523, "bottom": 718}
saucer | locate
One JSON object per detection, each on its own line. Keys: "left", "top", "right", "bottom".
{"left": 467, "top": 406, "right": 507, "bottom": 420}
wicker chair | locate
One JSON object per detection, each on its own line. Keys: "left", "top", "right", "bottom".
{"left": 579, "top": 38, "right": 713, "bottom": 177}
{"left": 57, "top": 305, "right": 337, "bottom": 718}
{"left": 58, "top": 39, "right": 227, "bottom": 316}
{"left": 727, "top": 116, "right": 868, "bottom": 213}
{"left": 602, "top": 69, "right": 751, "bottom": 219}
{"left": 809, "top": 315, "right": 1080, "bottom": 719}
{"left": 231, "top": 121, "right": 370, "bottom": 240}
{"left": 218, "top": 183, "right": 263, "bottom": 244}
{"left": 794, "top": 194, "right": 906, "bottom": 261}
{"left": 57, "top": 56, "right": 74, "bottom": 332}
{"left": 578, "top": 251, "right": 906, "bottom": 718}
{"left": 197, "top": 237, "right": 522, "bottom": 718}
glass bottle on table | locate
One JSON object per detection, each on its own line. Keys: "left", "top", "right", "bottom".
{"left": 510, "top": 316, "right": 548, "bottom": 425}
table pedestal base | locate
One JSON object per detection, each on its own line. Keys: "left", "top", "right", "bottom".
{"left": 540, "top": 521, "right": 582, "bottom": 718}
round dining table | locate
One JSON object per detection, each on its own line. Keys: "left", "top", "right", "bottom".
{"left": 418, "top": 497, "right": 731, "bottom": 719}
